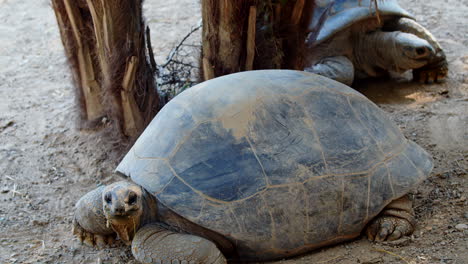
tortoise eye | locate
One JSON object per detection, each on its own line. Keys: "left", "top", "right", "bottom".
{"left": 104, "top": 193, "right": 112, "bottom": 204}
{"left": 127, "top": 192, "right": 137, "bottom": 205}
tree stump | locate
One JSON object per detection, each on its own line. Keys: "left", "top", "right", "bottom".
{"left": 201, "top": 0, "right": 315, "bottom": 80}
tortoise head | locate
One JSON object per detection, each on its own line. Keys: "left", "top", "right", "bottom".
{"left": 392, "top": 32, "right": 435, "bottom": 71}
{"left": 102, "top": 181, "right": 144, "bottom": 244}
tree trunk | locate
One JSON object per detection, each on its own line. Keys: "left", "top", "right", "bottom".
{"left": 52, "top": 0, "right": 314, "bottom": 139}
{"left": 201, "top": 0, "right": 315, "bottom": 80}
{"left": 52, "top": 0, "right": 159, "bottom": 139}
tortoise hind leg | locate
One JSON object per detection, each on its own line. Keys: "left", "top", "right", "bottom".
{"left": 366, "top": 195, "right": 416, "bottom": 241}
{"left": 385, "top": 17, "right": 448, "bottom": 83}
{"left": 132, "top": 224, "right": 227, "bottom": 264}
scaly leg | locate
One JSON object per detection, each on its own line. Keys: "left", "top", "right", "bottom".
{"left": 304, "top": 56, "right": 355, "bottom": 86}
{"left": 72, "top": 186, "right": 116, "bottom": 247}
{"left": 386, "top": 18, "right": 448, "bottom": 83}
{"left": 132, "top": 224, "right": 227, "bottom": 264}
{"left": 366, "top": 195, "right": 416, "bottom": 241}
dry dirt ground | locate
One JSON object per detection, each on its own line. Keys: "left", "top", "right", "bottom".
{"left": 0, "top": 0, "right": 466, "bottom": 263}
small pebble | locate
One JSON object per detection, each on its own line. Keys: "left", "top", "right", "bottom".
{"left": 464, "top": 212, "right": 468, "bottom": 219}
{"left": 455, "top": 224, "right": 468, "bottom": 231}
{"left": 438, "top": 172, "right": 450, "bottom": 179}
{"left": 31, "top": 219, "right": 49, "bottom": 226}
{"left": 439, "top": 90, "right": 449, "bottom": 95}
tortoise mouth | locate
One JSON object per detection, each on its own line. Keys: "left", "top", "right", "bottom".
{"left": 105, "top": 208, "right": 141, "bottom": 222}
{"left": 405, "top": 50, "right": 431, "bottom": 60}
{"left": 108, "top": 214, "right": 133, "bottom": 221}
{"left": 107, "top": 216, "right": 140, "bottom": 244}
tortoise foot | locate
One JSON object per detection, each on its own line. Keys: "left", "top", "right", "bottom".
{"left": 366, "top": 195, "right": 416, "bottom": 242}
{"left": 72, "top": 218, "right": 115, "bottom": 248}
{"left": 413, "top": 51, "right": 448, "bottom": 83}
{"left": 366, "top": 215, "right": 414, "bottom": 242}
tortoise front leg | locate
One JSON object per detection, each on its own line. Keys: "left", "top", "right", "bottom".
{"left": 73, "top": 186, "right": 116, "bottom": 247}
{"left": 386, "top": 17, "right": 448, "bottom": 83}
{"left": 132, "top": 224, "right": 227, "bottom": 264}
{"left": 304, "top": 55, "right": 355, "bottom": 86}
{"left": 366, "top": 195, "right": 415, "bottom": 241}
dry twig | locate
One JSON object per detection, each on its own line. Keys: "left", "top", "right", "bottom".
{"left": 373, "top": 247, "right": 412, "bottom": 264}
{"left": 156, "top": 25, "right": 202, "bottom": 104}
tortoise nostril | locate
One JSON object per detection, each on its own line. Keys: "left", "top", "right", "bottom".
{"left": 114, "top": 206, "right": 125, "bottom": 214}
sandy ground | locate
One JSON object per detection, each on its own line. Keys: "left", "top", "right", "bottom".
{"left": 0, "top": 0, "right": 466, "bottom": 263}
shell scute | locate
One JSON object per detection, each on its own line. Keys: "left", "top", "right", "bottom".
{"left": 301, "top": 90, "right": 384, "bottom": 174}
{"left": 133, "top": 100, "right": 197, "bottom": 159}
{"left": 169, "top": 121, "right": 267, "bottom": 202}
{"left": 303, "top": 176, "right": 342, "bottom": 244}
{"left": 248, "top": 96, "right": 327, "bottom": 185}
{"left": 188, "top": 201, "right": 245, "bottom": 242}
{"left": 341, "top": 174, "right": 369, "bottom": 234}
{"left": 117, "top": 154, "right": 174, "bottom": 195}
{"left": 348, "top": 96, "right": 405, "bottom": 156}
{"left": 157, "top": 176, "right": 205, "bottom": 219}
{"left": 229, "top": 195, "right": 273, "bottom": 250}
{"left": 368, "top": 164, "right": 394, "bottom": 216}
{"left": 404, "top": 141, "right": 433, "bottom": 177}
{"left": 386, "top": 143, "right": 425, "bottom": 198}
{"left": 262, "top": 186, "right": 308, "bottom": 251}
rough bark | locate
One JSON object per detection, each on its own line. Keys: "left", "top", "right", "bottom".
{"left": 52, "top": 0, "right": 159, "bottom": 139}
{"left": 52, "top": 0, "right": 315, "bottom": 138}
{"left": 201, "top": 0, "right": 315, "bottom": 80}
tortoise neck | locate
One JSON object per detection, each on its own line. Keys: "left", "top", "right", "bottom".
{"left": 353, "top": 31, "right": 400, "bottom": 76}
{"left": 140, "top": 188, "right": 159, "bottom": 226}
{"left": 155, "top": 201, "right": 237, "bottom": 258}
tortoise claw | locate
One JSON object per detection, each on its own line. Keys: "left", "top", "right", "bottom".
{"left": 72, "top": 218, "right": 85, "bottom": 243}
{"left": 72, "top": 217, "right": 115, "bottom": 248}
{"left": 413, "top": 51, "right": 448, "bottom": 84}
{"left": 387, "top": 226, "right": 406, "bottom": 241}
{"left": 94, "top": 234, "right": 108, "bottom": 248}
{"left": 83, "top": 232, "right": 95, "bottom": 247}
{"left": 366, "top": 215, "right": 413, "bottom": 242}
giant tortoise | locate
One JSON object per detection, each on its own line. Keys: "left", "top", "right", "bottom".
{"left": 73, "top": 70, "right": 432, "bottom": 263}
{"left": 305, "top": 0, "right": 448, "bottom": 85}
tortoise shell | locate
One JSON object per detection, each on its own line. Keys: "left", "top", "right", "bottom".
{"left": 309, "top": 0, "right": 413, "bottom": 44}
{"left": 116, "top": 70, "right": 432, "bottom": 260}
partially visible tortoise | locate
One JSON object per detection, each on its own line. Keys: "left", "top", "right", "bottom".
{"left": 305, "top": 0, "right": 448, "bottom": 85}
{"left": 73, "top": 70, "right": 433, "bottom": 263}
